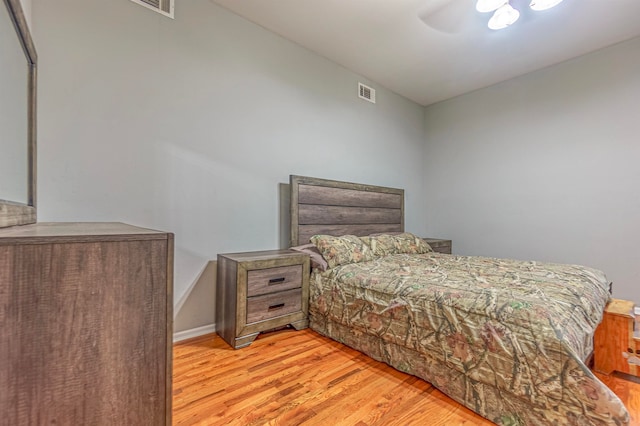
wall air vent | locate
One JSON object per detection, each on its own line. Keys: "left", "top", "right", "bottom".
{"left": 130, "top": 0, "right": 174, "bottom": 19}
{"left": 358, "top": 82, "right": 376, "bottom": 104}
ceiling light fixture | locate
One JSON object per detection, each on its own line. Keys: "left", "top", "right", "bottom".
{"left": 475, "top": 0, "right": 506, "bottom": 13}
{"left": 529, "top": 0, "right": 564, "bottom": 11}
{"left": 477, "top": 0, "right": 564, "bottom": 30}
{"left": 488, "top": 3, "right": 520, "bottom": 30}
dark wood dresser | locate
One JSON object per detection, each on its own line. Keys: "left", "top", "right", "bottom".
{"left": 217, "top": 250, "right": 310, "bottom": 349}
{"left": 0, "top": 222, "right": 173, "bottom": 425}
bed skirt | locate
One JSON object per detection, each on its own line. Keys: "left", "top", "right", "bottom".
{"left": 310, "top": 315, "right": 629, "bottom": 426}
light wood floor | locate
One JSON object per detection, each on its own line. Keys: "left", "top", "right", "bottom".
{"left": 173, "top": 328, "right": 640, "bottom": 425}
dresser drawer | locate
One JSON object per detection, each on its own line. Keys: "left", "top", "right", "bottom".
{"left": 246, "top": 288, "right": 302, "bottom": 324}
{"left": 247, "top": 265, "right": 302, "bottom": 297}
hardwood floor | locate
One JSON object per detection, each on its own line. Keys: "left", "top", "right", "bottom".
{"left": 173, "top": 328, "right": 640, "bottom": 425}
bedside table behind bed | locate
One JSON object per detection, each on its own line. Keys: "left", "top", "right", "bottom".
{"left": 423, "top": 238, "right": 452, "bottom": 254}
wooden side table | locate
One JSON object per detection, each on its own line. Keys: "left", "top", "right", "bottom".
{"left": 216, "top": 249, "right": 310, "bottom": 349}
{"left": 594, "top": 298, "right": 640, "bottom": 377}
{"left": 423, "top": 238, "right": 452, "bottom": 254}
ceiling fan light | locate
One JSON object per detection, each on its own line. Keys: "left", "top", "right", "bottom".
{"left": 530, "top": 0, "right": 564, "bottom": 11}
{"left": 488, "top": 3, "right": 520, "bottom": 30}
{"left": 476, "top": 0, "right": 507, "bottom": 13}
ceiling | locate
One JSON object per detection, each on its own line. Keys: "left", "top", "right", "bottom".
{"left": 211, "top": 0, "right": 640, "bottom": 106}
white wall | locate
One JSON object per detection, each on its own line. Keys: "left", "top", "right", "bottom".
{"left": 424, "top": 37, "right": 640, "bottom": 302}
{"left": 32, "top": 0, "right": 427, "bottom": 315}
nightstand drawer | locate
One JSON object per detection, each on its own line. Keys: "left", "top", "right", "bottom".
{"left": 246, "top": 288, "right": 302, "bottom": 324}
{"left": 431, "top": 244, "right": 451, "bottom": 254}
{"left": 423, "top": 238, "right": 452, "bottom": 254}
{"left": 247, "top": 265, "right": 302, "bottom": 297}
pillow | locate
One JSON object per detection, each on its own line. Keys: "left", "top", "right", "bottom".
{"left": 310, "top": 234, "right": 374, "bottom": 269}
{"left": 365, "top": 233, "right": 398, "bottom": 257}
{"left": 368, "top": 231, "right": 404, "bottom": 236}
{"left": 290, "top": 243, "right": 328, "bottom": 271}
{"left": 368, "top": 232, "right": 433, "bottom": 256}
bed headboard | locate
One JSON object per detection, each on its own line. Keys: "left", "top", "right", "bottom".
{"left": 289, "top": 175, "right": 404, "bottom": 247}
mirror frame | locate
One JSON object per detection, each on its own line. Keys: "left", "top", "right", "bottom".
{"left": 0, "top": 0, "right": 38, "bottom": 228}
{"left": 0, "top": 0, "right": 37, "bottom": 228}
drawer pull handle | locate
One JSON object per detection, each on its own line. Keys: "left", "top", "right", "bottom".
{"left": 268, "top": 303, "right": 285, "bottom": 311}
{"left": 268, "top": 277, "right": 286, "bottom": 285}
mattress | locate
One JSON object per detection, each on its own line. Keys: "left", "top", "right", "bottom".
{"left": 309, "top": 252, "right": 629, "bottom": 425}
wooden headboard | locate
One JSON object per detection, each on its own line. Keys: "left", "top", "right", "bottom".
{"left": 289, "top": 175, "right": 404, "bottom": 247}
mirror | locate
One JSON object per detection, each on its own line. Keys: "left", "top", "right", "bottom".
{"left": 0, "top": 0, "right": 37, "bottom": 228}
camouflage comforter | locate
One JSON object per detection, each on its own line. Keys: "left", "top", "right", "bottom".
{"left": 309, "top": 253, "right": 629, "bottom": 425}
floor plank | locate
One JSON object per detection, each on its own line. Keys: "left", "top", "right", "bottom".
{"left": 173, "top": 328, "right": 640, "bottom": 425}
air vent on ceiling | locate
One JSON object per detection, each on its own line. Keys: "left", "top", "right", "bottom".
{"left": 358, "top": 82, "right": 376, "bottom": 104}
{"left": 130, "top": 0, "right": 174, "bottom": 19}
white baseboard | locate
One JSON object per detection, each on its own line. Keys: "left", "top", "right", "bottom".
{"left": 173, "top": 323, "right": 216, "bottom": 343}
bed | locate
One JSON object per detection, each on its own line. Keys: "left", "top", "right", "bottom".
{"left": 289, "top": 175, "right": 629, "bottom": 426}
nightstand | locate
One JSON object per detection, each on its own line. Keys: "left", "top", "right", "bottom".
{"left": 594, "top": 299, "right": 640, "bottom": 377}
{"left": 216, "top": 250, "right": 310, "bottom": 349}
{"left": 423, "top": 238, "right": 452, "bottom": 254}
